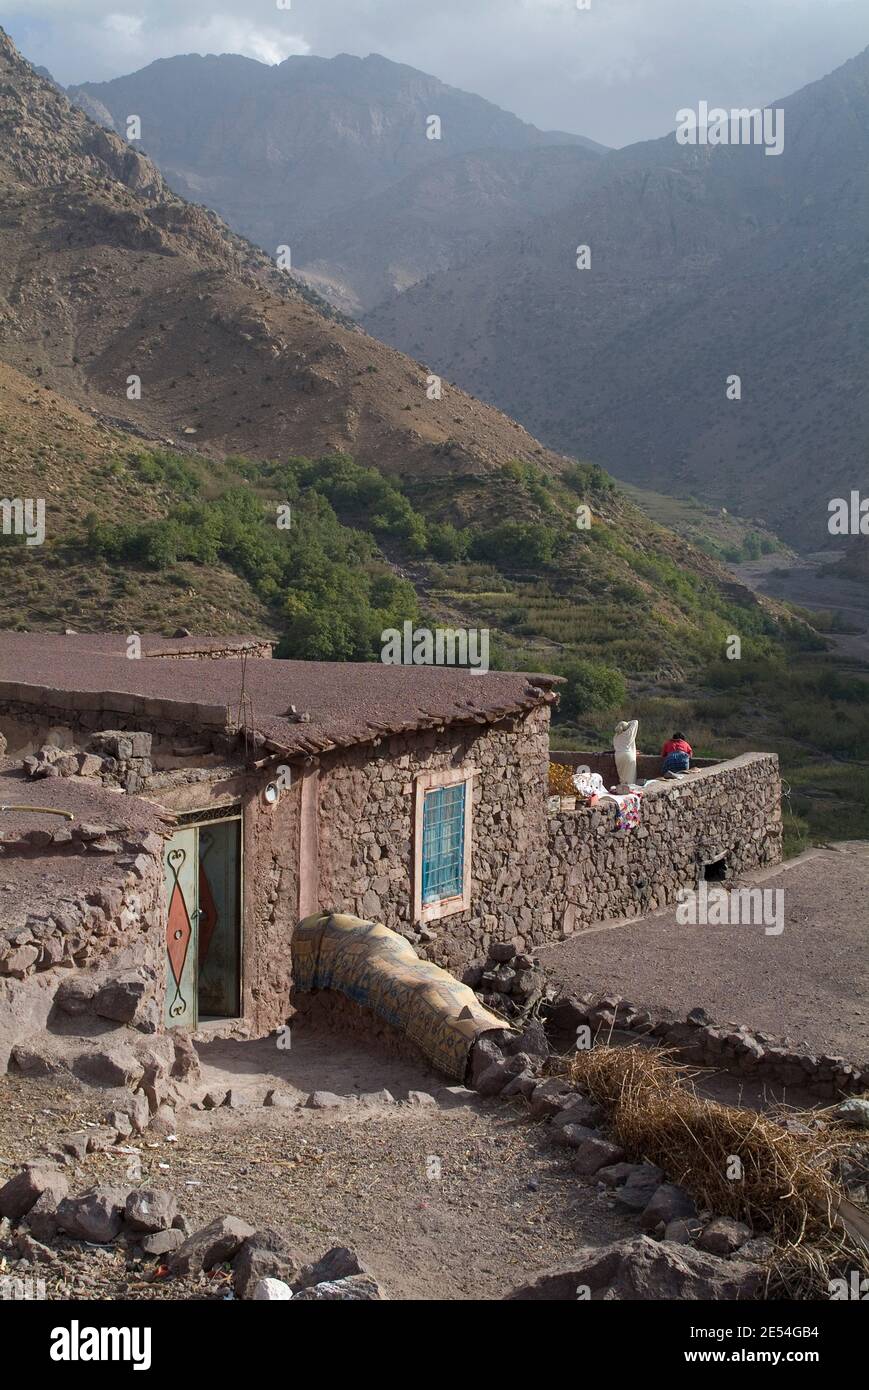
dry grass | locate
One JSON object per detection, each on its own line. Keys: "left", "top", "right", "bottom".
{"left": 567, "top": 1044, "right": 869, "bottom": 1299}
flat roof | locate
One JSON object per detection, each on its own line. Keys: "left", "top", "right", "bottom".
{"left": 0, "top": 632, "right": 560, "bottom": 757}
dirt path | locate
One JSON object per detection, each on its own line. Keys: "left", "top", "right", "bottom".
{"left": 0, "top": 1024, "right": 629, "bottom": 1301}
{"left": 536, "top": 843, "right": 869, "bottom": 1064}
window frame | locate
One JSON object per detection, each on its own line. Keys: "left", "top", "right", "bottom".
{"left": 413, "top": 767, "right": 474, "bottom": 924}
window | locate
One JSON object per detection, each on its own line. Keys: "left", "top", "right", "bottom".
{"left": 413, "top": 769, "right": 474, "bottom": 923}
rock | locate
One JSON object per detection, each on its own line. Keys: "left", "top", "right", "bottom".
{"left": 489, "top": 942, "right": 516, "bottom": 963}
{"left": 294, "top": 1245, "right": 365, "bottom": 1291}
{"left": 93, "top": 973, "right": 150, "bottom": 1026}
{"left": 572, "top": 1135, "right": 625, "bottom": 1174}
{"left": 57, "top": 1187, "right": 127, "bottom": 1243}
{"left": 529, "top": 1077, "right": 575, "bottom": 1119}
{"left": 552, "top": 1096, "right": 603, "bottom": 1130}
{"left": 505, "top": 1021, "right": 549, "bottom": 1059}
{"left": 105, "top": 1110, "right": 133, "bottom": 1140}
{"left": 62, "top": 1133, "right": 91, "bottom": 1160}
{"left": 201, "top": 1090, "right": 227, "bottom": 1111}
{"left": 293, "top": 1274, "right": 384, "bottom": 1300}
{"left": 435, "top": 1086, "right": 476, "bottom": 1108}
{"left": 467, "top": 1035, "right": 504, "bottom": 1088}
{"left": 306, "top": 1091, "right": 345, "bottom": 1110}
{"left": 697, "top": 1217, "right": 752, "bottom": 1256}
{"left": 640, "top": 1184, "right": 698, "bottom": 1231}
{"left": 140, "top": 1228, "right": 185, "bottom": 1257}
{"left": 86, "top": 1126, "right": 117, "bottom": 1153}
{"left": 597, "top": 1162, "right": 655, "bottom": 1189}
{"left": 475, "top": 1054, "right": 528, "bottom": 1096}
{"left": 611, "top": 1166, "right": 666, "bottom": 1212}
{"left": 14, "top": 1232, "right": 59, "bottom": 1265}
{"left": 54, "top": 978, "right": 97, "bottom": 1017}
{"left": 168, "top": 1216, "right": 256, "bottom": 1276}
{"left": 73, "top": 1045, "right": 144, "bottom": 1089}
{"left": 834, "top": 1098, "right": 869, "bottom": 1128}
{"left": 406, "top": 1090, "right": 436, "bottom": 1107}
{"left": 0, "top": 1164, "right": 69, "bottom": 1222}
{"left": 26, "top": 1189, "right": 66, "bottom": 1243}
{"left": 357, "top": 1090, "right": 394, "bottom": 1107}
{"left": 124, "top": 1189, "right": 178, "bottom": 1234}
{"left": 664, "top": 1218, "right": 703, "bottom": 1244}
{"left": 223, "top": 1089, "right": 252, "bottom": 1111}
{"left": 233, "top": 1228, "right": 301, "bottom": 1300}
{"left": 253, "top": 1278, "right": 293, "bottom": 1300}
{"left": 501, "top": 1071, "right": 537, "bottom": 1099}
{"left": 126, "top": 1091, "right": 150, "bottom": 1134}
{"left": 506, "top": 1235, "right": 763, "bottom": 1300}
{"left": 263, "top": 1089, "right": 296, "bottom": 1108}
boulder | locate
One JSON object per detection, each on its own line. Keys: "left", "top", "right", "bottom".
{"left": 640, "top": 1183, "right": 698, "bottom": 1231}
{"left": 0, "top": 1164, "right": 69, "bottom": 1222}
{"left": 435, "top": 1086, "right": 476, "bottom": 1108}
{"left": 56, "top": 1187, "right": 127, "bottom": 1243}
{"left": 26, "top": 1189, "right": 66, "bottom": 1243}
{"left": 124, "top": 1188, "right": 178, "bottom": 1234}
{"left": 611, "top": 1165, "right": 666, "bottom": 1212}
{"left": 467, "top": 1035, "right": 504, "bottom": 1088}
{"left": 306, "top": 1091, "right": 346, "bottom": 1110}
{"left": 253, "top": 1278, "right": 293, "bottom": 1300}
{"left": 506, "top": 1235, "right": 763, "bottom": 1300}
{"left": 572, "top": 1136, "right": 626, "bottom": 1175}
{"left": 697, "top": 1217, "right": 752, "bottom": 1256}
{"left": 552, "top": 1097, "right": 604, "bottom": 1130}
{"left": 140, "top": 1228, "right": 185, "bottom": 1257}
{"left": 93, "top": 973, "right": 151, "bottom": 1026}
{"left": 294, "top": 1245, "right": 366, "bottom": 1291}
{"left": 529, "top": 1078, "right": 575, "bottom": 1119}
{"left": 73, "top": 1044, "right": 145, "bottom": 1089}
{"left": 293, "top": 1274, "right": 384, "bottom": 1301}
{"left": 233, "top": 1228, "right": 302, "bottom": 1300}
{"left": 168, "top": 1216, "right": 256, "bottom": 1276}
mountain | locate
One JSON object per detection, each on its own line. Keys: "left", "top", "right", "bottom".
{"left": 66, "top": 51, "right": 604, "bottom": 314}
{"left": 0, "top": 29, "right": 582, "bottom": 490}
{"left": 365, "top": 49, "right": 869, "bottom": 551}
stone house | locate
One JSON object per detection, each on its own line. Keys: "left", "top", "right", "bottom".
{"left": 0, "top": 632, "right": 782, "bottom": 1063}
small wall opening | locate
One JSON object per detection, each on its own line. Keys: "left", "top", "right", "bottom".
{"left": 702, "top": 855, "right": 729, "bottom": 883}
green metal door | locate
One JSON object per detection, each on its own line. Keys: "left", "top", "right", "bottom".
{"left": 164, "top": 827, "right": 198, "bottom": 1029}
{"left": 197, "top": 819, "right": 241, "bottom": 1019}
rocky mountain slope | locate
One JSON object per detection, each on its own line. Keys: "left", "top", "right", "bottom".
{"left": 67, "top": 51, "right": 604, "bottom": 314}
{"left": 366, "top": 49, "right": 869, "bottom": 551}
{"left": 0, "top": 30, "right": 583, "bottom": 493}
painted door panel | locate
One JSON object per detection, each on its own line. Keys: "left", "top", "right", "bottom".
{"left": 164, "top": 827, "right": 198, "bottom": 1029}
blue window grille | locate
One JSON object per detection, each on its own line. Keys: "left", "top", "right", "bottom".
{"left": 422, "top": 782, "right": 466, "bottom": 905}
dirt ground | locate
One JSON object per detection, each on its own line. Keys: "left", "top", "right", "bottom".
{"left": 0, "top": 1024, "right": 629, "bottom": 1302}
{"left": 537, "top": 843, "right": 869, "bottom": 1064}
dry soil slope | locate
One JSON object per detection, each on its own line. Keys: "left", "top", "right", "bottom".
{"left": 0, "top": 30, "right": 574, "bottom": 497}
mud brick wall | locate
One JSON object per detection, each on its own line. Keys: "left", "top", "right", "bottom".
{"left": 548, "top": 753, "right": 782, "bottom": 937}
{"left": 316, "top": 706, "right": 552, "bottom": 974}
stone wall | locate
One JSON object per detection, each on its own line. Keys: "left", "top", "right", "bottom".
{"left": 313, "top": 731, "right": 781, "bottom": 974}
{"left": 316, "top": 707, "right": 551, "bottom": 974}
{"left": 548, "top": 753, "right": 782, "bottom": 937}
{"left": 0, "top": 825, "right": 166, "bottom": 1070}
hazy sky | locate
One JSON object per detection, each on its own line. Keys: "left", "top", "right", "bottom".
{"left": 5, "top": 0, "right": 869, "bottom": 146}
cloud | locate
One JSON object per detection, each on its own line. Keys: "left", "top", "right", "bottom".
{"left": 4, "top": 0, "right": 869, "bottom": 144}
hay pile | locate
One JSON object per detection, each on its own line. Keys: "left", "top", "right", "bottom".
{"left": 568, "top": 1044, "right": 869, "bottom": 1298}
{"left": 548, "top": 762, "right": 576, "bottom": 797}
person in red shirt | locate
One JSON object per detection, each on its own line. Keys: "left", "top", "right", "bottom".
{"left": 661, "top": 732, "right": 692, "bottom": 773}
